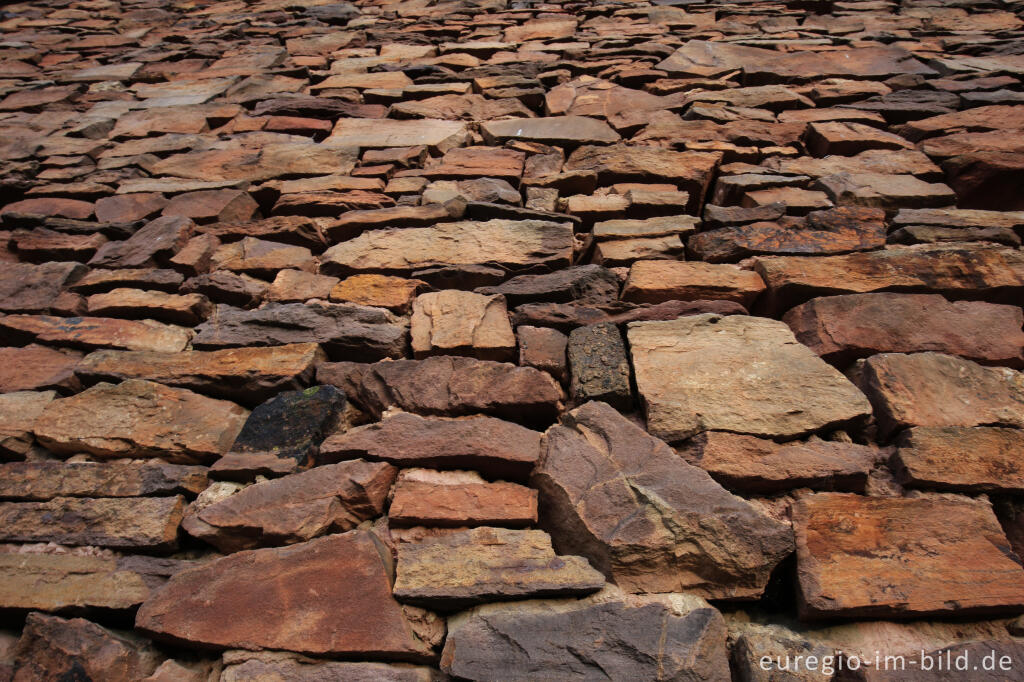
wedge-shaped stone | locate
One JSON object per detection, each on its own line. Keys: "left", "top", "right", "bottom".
{"left": 0, "top": 552, "right": 185, "bottom": 613}
{"left": 683, "top": 431, "right": 876, "bottom": 494}
{"left": 319, "top": 411, "right": 542, "bottom": 480}
{"left": 0, "top": 315, "right": 191, "bottom": 353}
{"left": 0, "top": 390, "right": 55, "bottom": 459}
{"left": 441, "top": 589, "right": 730, "bottom": 682}
{"left": 754, "top": 245, "right": 1024, "bottom": 313}
{"left": 0, "top": 345, "right": 82, "bottom": 394}
{"left": 33, "top": 380, "right": 248, "bottom": 464}
{"left": 135, "top": 531, "right": 433, "bottom": 660}
{"left": 185, "top": 460, "right": 395, "bottom": 551}
{"left": 320, "top": 219, "right": 573, "bottom": 277}
{"left": 331, "top": 356, "right": 564, "bottom": 426}
{"left": 0, "top": 496, "right": 185, "bottom": 551}
{"left": 628, "top": 315, "right": 871, "bottom": 441}
{"left": 480, "top": 116, "right": 619, "bottom": 145}
{"left": 75, "top": 343, "right": 323, "bottom": 406}
{"left": 657, "top": 40, "right": 775, "bottom": 78}
{"left": 895, "top": 426, "right": 1024, "bottom": 494}
{"left": 794, "top": 493, "right": 1024, "bottom": 620}
{"left": 389, "top": 469, "right": 537, "bottom": 528}
{"left": 393, "top": 527, "right": 604, "bottom": 609}
{"left": 10, "top": 613, "right": 162, "bottom": 682}
{"left": 411, "top": 290, "right": 515, "bottom": 361}
{"left": 0, "top": 262, "right": 86, "bottom": 314}
{"left": 533, "top": 402, "right": 793, "bottom": 599}
{"left": 191, "top": 303, "right": 407, "bottom": 361}
{"left": 0, "top": 461, "right": 207, "bottom": 500}
{"left": 89, "top": 216, "right": 194, "bottom": 269}
{"left": 86, "top": 288, "right": 213, "bottom": 326}
{"left": 856, "top": 353, "right": 1024, "bottom": 438}
{"left": 785, "top": 293, "right": 1024, "bottom": 367}
{"left": 328, "top": 118, "right": 467, "bottom": 149}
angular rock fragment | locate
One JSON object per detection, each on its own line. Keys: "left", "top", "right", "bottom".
{"left": 135, "top": 531, "right": 433, "bottom": 659}
{"left": 11, "top": 613, "right": 162, "bottom": 682}
{"left": 480, "top": 116, "right": 619, "bottom": 145}
{"left": 441, "top": 589, "right": 731, "bottom": 682}
{"left": 815, "top": 173, "right": 955, "bottom": 210}
{"left": 518, "top": 326, "right": 568, "bottom": 383}
{"left": 784, "top": 293, "right": 1024, "bottom": 367}
{"left": 220, "top": 653, "right": 440, "bottom": 682}
{"left": 894, "top": 426, "right": 1024, "bottom": 494}
{"left": 330, "top": 274, "right": 427, "bottom": 313}
{"left": 0, "top": 390, "right": 55, "bottom": 459}
{"left": 86, "top": 288, "right": 214, "bottom": 326}
{"left": 389, "top": 469, "right": 537, "bottom": 528}
{"left": 477, "top": 265, "right": 620, "bottom": 306}
{"left": 410, "top": 290, "right": 515, "bottom": 361}
{"left": 328, "top": 118, "right": 467, "bottom": 150}
{"left": 0, "top": 345, "right": 82, "bottom": 394}
{"left": 320, "top": 219, "right": 573, "bottom": 277}
{"left": 185, "top": 459, "right": 394, "bottom": 551}
{"left": 682, "top": 431, "right": 876, "bottom": 494}
{"left": 0, "top": 262, "right": 86, "bottom": 314}
{"left": 393, "top": 527, "right": 605, "bottom": 609}
{"left": 89, "top": 216, "right": 194, "bottom": 269}
{"left": 0, "top": 315, "right": 191, "bottom": 353}
{"left": 628, "top": 315, "right": 871, "bottom": 441}
{"left": 320, "top": 411, "right": 542, "bottom": 480}
{"left": 191, "top": 302, "right": 407, "bottom": 361}
{"left": 622, "top": 260, "right": 766, "bottom": 307}
{"left": 33, "top": 380, "right": 248, "bottom": 464}
{"left": 855, "top": 352, "right": 1024, "bottom": 438}
{"left": 794, "top": 493, "right": 1024, "bottom": 619}
{"left": 0, "top": 461, "right": 207, "bottom": 500}
{"left": 533, "top": 401, "right": 794, "bottom": 599}
{"left": 567, "top": 323, "right": 631, "bottom": 409}
{"left": 0, "top": 496, "right": 185, "bottom": 551}
{"left": 75, "top": 343, "right": 324, "bottom": 406}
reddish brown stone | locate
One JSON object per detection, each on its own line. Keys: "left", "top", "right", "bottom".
{"left": 517, "top": 326, "right": 568, "bottom": 383}
{"left": 943, "top": 152, "right": 1024, "bottom": 211}
{"left": 86, "top": 288, "right": 214, "bottom": 326}
{"left": 135, "top": 531, "right": 433, "bottom": 659}
{"left": 0, "top": 262, "right": 87, "bottom": 314}
{"left": 1, "top": 198, "right": 94, "bottom": 220}
{"left": 329, "top": 274, "right": 428, "bottom": 313}
{"left": 794, "top": 493, "right": 1024, "bottom": 620}
{"left": 895, "top": 426, "right": 1024, "bottom": 493}
{"left": 93, "top": 193, "right": 169, "bottom": 223}
{"left": 389, "top": 469, "right": 538, "bottom": 528}
{"left": 0, "top": 315, "right": 191, "bottom": 353}
{"left": 162, "top": 189, "right": 260, "bottom": 224}
{"left": 0, "top": 460, "right": 207, "bottom": 500}
{"left": 621, "top": 260, "right": 765, "bottom": 307}
{"left": 90, "top": 216, "right": 195, "bottom": 269}
{"left": 0, "top": 345, "right": 82, "bottom": 394}
{"left": 784, "top": 293, "right": 1024, "bottom": 367}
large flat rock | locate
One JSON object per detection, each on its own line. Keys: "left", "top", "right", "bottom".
{"left": 0, "top": 460, "right": 207, "bottom": 500}
{"left": 794, "top": 493, "right": 1024, "bottom": 620}
{"left": 135, "top": 530, "right": 433, "bottom": 659}
{"left": 627, "top": 314, "right": 871, "bottom": 441}
{"left": 320, "top": 219, "right": 573, "bottom": 277}
{"left": 533, "top": 402, "right": 793, "bottom": 599}
{"left": 895, "top": 426, "right": 1024, "bottom": 494}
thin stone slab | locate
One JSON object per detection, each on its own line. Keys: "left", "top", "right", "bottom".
{"left": 0, "top": 315, "right": 191, "bottom": 353}
{"left": 328, "top": 118, "right": 467, "bottom": 149}
{"left": 895, "top": 426, "right": 1024, "bottom": 494}
{"left": 0, "top": 461, "right": 208, "bottom": 500}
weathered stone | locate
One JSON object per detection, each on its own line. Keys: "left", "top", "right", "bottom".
{"left": 784, "top": 293, "right": 1024, "bottom": 367}
{"left": 805, "top": 121, "right": 913, "bottom": 157}
{"left": 794, "top": 493, "right": 1024, "bottom": 619}
{"left": 1, "top": 198, "right": 93, "bottom": 221}
{"left": 135, "top": 531, "right": 432, "bottom": 658}
{"left": 332, "top": 356, "right": 563, "bottom": 426}
{"left": 181, "top": 271, "right": 267, "bottom": 308}
{"left": 0, "top": 461, "right": 207, "bottom": 500}
{"left": 410, "top": 290, "right": 515, "bottom": 361}
{"left": 89, "top": 216, "right": 194, "bottom": 269}
{"left": 441, "top": 589, "right": 731, "bottom": 682}
{"left": 0, "top": 315, "right": 191, "bottom": 354}
{"left": 33, "top": 380, "right": 248, "bottom": 464}
{"left": 330, "top": 274, "right": 427, "bottom": 313}
{"left": 324, "top": 203, "right": 462, "bottom": 242}
{"left": 682, "top": 431, "right": 876, "bottom": 494}
{"left": 76, "top": 343, "right": 323, "bottom": 406}
{"left": 266, "top": 269, "right": 339, "bottom": 302}
{"left": 0, "top": 496, "right": 185, "bottom": 551}
{"left": 746, "top": 46, "right": 935, "bottom": 84}
{"left": 0, "top": 345, "right": 82, "bottom": 394}
{"left": 476, "top": 265, "right": 619, "bottom": 306}
{"left": 622, "top": 260, "right": 766, "bottom": 307}
{"left": 320, "top": 411, "right": 542, "bottom": 480}
{"left": 943, "top": 151, "right": 1024, "bottom": 211}
{"left": 854, "top": 352, "right": 1024, "bottom": 438}
{"left": 0, "top": 262, "right": 86, "bottom": 314}
{"left": 889, "top": 224, "right": 1021, "bottom": 247}
{"left": 191, "top": 302, "right": 407, "bottom": 361}
{"left": 729, "top": 623, "right": 838, "bottom": 682}
{"left": 94, "top": 193, "right": 169, "bottom": 224}
{"left": 657, "top": 40, "right": 777, "bottom": 78}
{"left": 566, "top": 323, "right": 631, "bottom": 409}
{"left": 210, "top": 237, "right": 315, "bottom": 278}
{"left": 517, "top": 326, "right": 568, "bottom": 383}
{"left": 898, "top": 104, "right": 1024, "bottom": 142}
{"left": 754, "top": 245, "right": 1024, "bottom": 313}
{"left": 86, "top": 288, "right": 214, "bottom": 326}
{"left": 512, "top": 299, "right": 748, "bottom": 332}
{"left": 894, "top": 426, "right": 1024, "bottom": 494}
{"left": 186, "top": 459, "right": 394, "bottom": 551}
{"left": 0, "top": 391, "right": 55, "bottom": 460}
{"left": 163, "top": 189, "right": 259, "bottom": 225}
{"left": 219, "top": 385, "right": 345, "bottom": 474}
{"left": 149, "top": 144, "right": 358, "bottom": 182}
{"left": 480, "top": 116, "right": 619, "bottom": 146}
{"left": 11, "top": 613, "right": 162, "bottom": 682}
{"left": 320, "top": 219, "right": 573, "bottom": 277}
{"left": 533, "top": 401, "right": 793, "bottom": 599}
{"left": 892, "top": 207, "right": 1024, "bottom": 232}
{"left": 70, "top": 269, "right": 184, "bottom": 296}
{"left": 565, "top": 146, "right": 720, "bottom": 213}
{"left": 393, "top": 527, "right": 605, "bottom": 609}
{"left": 815, "top": 173, "right": 955, "bottom": 210}
{"left": 220, "top": 653, "right": 440, "bottom": 682}
{"left": 389, "top": 469, "right": 537, "bottom": 528}
{"left": 328, "top": 118, "right": 467, "bottom": 150}
{"left": 628, "top": 315, "right": 871, "bottom": 441}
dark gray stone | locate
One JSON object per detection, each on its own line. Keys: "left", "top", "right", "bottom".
{"left": 567, "top": 322, "right": 632, "bottom": 409}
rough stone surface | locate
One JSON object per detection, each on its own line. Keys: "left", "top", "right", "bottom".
{"left": 894, "top": 426, "right": 1024, "bottom": 493}
{"left": 533, "top": 401, "right": 794, "bottom": 599}
{"left": 566, "top": 322, "right": 631, "bottom": 409}
{"left": 0, "top": 461, "right": 207, "bottom": 500}
{"left": 393, "top": 527, "right": 605, "bottom": 609}
{"left": 622, "top": 260, "right": 766, "bottom": 307}
{"left": 628, "top": 315, "right": 872, "bottom": 441}
{"left": 411, "top": 290, "right": 515, "bottom": 361}
{"left": 135, "top": 531, "right": 433, "bottom": 659}
{"left": 794, "top": 493, "right": 1024, "bottom": 620}
{"left": 389, "top": 469, "right": 538, "bottom": 528}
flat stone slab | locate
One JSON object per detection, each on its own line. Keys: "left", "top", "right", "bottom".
{"left": 895, "top": 426, "right": 1024, "bottom": 494}
{"left": 627, "top": 314, "right": 872, "bottom": 441}
{"left": 0, "top": 461, "right": 208, "bottom": 500}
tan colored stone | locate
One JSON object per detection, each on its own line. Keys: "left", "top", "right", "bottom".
{"left": 621, "top": 260, "right": 766, "bottom": 307}
{"left": 389, "top": 469, "right": 537, "bottom": 528}
{"left": 0, "top": 345, "right": 82, "bottom": 394}
{"left": 329, "top": 274, "right": 428, "bottom": 313}
{"left": 0, "top": 315, "right": 191, "bottom": 353}
{"left": 328, "top": 118, "right": 467, "bottom": 150}
{"left": 0, "top": 391, "right": 56, "bottom": 459}
{"left": 895, "top": 426, "right": 1024, "bottom": 493}
{"left": 0, "top": 460, "right": 207, "bottom": 500}
{"left": 411, "top": 290, "right": 515, "bottom": 361}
